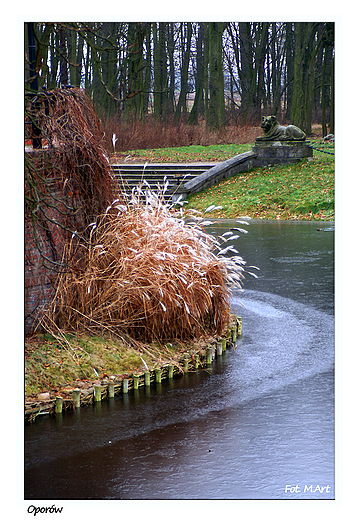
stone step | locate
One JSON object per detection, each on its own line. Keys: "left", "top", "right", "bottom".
{"left": 112, "top": 162, "right": 216, "bottom": 169}
{"left": 111, "top": 163, "right": 216, "bottom": 201}
{"left": 114, "top": 174, "right": 197, "bottom": 182}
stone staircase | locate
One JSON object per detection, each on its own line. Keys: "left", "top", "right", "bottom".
{"left": 111, "top": 144, "right": 312, "bottom": 205}
{"left": 111, "top": 163, "right": 216, "bottom": 203}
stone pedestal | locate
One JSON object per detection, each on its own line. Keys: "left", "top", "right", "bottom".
{"left": 252, "top": 140, "right": 313, "bottom": 166}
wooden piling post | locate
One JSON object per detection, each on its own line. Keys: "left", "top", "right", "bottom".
{"left": 194, "top": 354, "right": 200, "bottom": 369}
{"left": 216, "top": 341, "right": 223, "bottom": 356}
{"left": 237, "top": 317, "right": 242, "bottom": 336}
{"left": 108, "top": 381, "right": 115, "bottom": 398}
{"left": 168, "top": 365, "right": 174, "bottom": 379}
{"left": 133, "top": 374, "right": 139, "bottom": 390}
{"left": 221, "top": 338, "right": 227, "bottom": 352}
{"left": 206, "top": 347, "right": 212, "bottom": 365}
{"left": 123, "top": 378, "right": 129, "bottom": 393}
{"left": 55, "top": 396, "right": 63, "bottom": 414}
{"left": 183, "top": 357, "right": 189, "bottom": 373}
{"left": 155, "top": 368, "right": 162, "bottom": 384}
{"left": 72, "top": 388, "right": 81, "bottom": 408}
{"left": 231, "top": 327, "right": 237, "bottom": 343}
{"left": 94, "top": 385, "right": 102, "bottom": 402}
{"left": 144, "top": 371, "right": 151, "bottom": 386}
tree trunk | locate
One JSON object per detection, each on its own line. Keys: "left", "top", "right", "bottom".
{"left": 284, "top": 23, "right": 294, "bottom": 119}
{"left": 59, "top": 26, "right": 68, "bottom": 87}
{"left": 188, "top": 22, "right": 206, "bottom": 124}
{"left": 48, "top": 29, "right": 59, "bottom": 89}
{"left": 84, "top": 34, "right": 91, "bottom": 91}
{"left": 143, "top": 28, "right": 152, "bottom": 115}
{"left": 124, "top": 22, "right": 147, "bottom": 120}
{"left": 226, "top": 23, "right": 242, "bottom": 99}
{"left": 290, "top": 23, "right": 307, "bottom": 127}
{"left": 89, "top": 25, "right": 103, "bottom": 113}
{"left": 207, "top": 22, "right": 225, "bottom": 129}
{"left": 75, "top": 31, "right": 84, "bottom": 87}
{"left": 321, "top": 23, "right": 335, "bottom": 136}
{"left": 166, "top": 23, "right": 175, "bottom": 115}
{"left": 329, "top": 51, "right": 334, "bottom": 135}
{"left": 304, "top": 24, "right": 325, "bottom": 135}
{"left": 321, "top": 44, "right": 329, "bottom": 136}
{"left": 174, "top": 23, "right": 192, "bottom": 122}
{"left": 254, "top": 22, "right": 269, "bottom": 122}
{"left": 69, "top": 26, "right": 77, "bottom": 86}
{"left": 291, "top": 22, "right": 320, "bottom": 132}
{"left": 153, "top": 23, "right": 167, "bottom": 121}
{"left": 238, "top": 22, "right": 253, "bottom": 123}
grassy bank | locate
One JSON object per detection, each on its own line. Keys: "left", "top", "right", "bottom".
{"left": 25, "top": 331, "right": 215, "bottom": 400}
{"left": 186, "top": 142, "right": 334, "bottom": 221}
{"left": 25, "top": 137, "right": 334, "bottom": 403}
{"left": 25, "top": 333, "right": 145, "bottom": 399}
{"left": 112, "top": 138, "right": 334, "bottom": 221}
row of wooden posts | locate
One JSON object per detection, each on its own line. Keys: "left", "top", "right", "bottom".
{"left": 41, "top": 317, "right": 242, "bottom": 418}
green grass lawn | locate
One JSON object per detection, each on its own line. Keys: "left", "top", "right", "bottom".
{"left": 25, "top": 333, "right": 150, "bottom": 398}
{"left": 186, "top": 144, "right": 334, "bottom": 220}
{"left": 113, "top": 139, "right": 334, "bottom": 220}
{"left": 112, "top": 143, "right": 251, "bottom": 163}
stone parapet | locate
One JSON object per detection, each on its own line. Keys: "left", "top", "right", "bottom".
{"left": 173, "top": 150, "right": 257, "bottom": 202}
{"left": 173, "top": 143, "right": 314, "bottom": 203}
{"left": 252, "top": 140, "right": 313, "bottom": 166}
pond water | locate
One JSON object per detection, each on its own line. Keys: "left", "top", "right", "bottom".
{"left": 24, "top": 219, "right": 334, "bottom": 500}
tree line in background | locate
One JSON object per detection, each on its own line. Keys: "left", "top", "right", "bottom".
{"left": 25, "top": 22, "right": 334, "bottom": 136}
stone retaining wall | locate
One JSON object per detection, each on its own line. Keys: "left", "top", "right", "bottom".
{"left": 252, "top": 140, "right": 313, "bottom": 166}
{"left": 173, "top": 151, "right": 256, "bottom": 202}
{"left": 173, "top": 142, "right": 313, "bottom": 202}
{"left": 25, "top": 175, "right": 70, "bottom": 333}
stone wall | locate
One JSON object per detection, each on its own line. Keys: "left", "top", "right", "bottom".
{"left": 173, "top": 151, "right": 257, "bottom": 201}
{"left": 25, "top": 222, "right": 61, "bottom": 334}
{"left": 173, "top": 143, "right": 313, "bottom": 202}
{"left": 252, "top": 141, "right": 313, "bottom": 167}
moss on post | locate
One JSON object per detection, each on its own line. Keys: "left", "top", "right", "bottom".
{"left": 237, "top": 317, "right": 242, "bottom": 336}
{"left": 55, "top": 396, "right": 63, "bottom": 414}
{"left": 155, "top": 368, "right": 162, "bottom": 383}
{"left": 94, "top": 385, "right": 102, "bottom": 402}
{"left": 231, "top": 327, "right": 237, "bottom": 343}
{"left": 123, "top": 378, "right": 129, "bottom": 393}
{"left": 183, "top": 357, "right": 189, "bottom": 373}
{"left": 194, "top": 354, "right": 200, "bottom": 369}
{"left": 72, "top": 388, "right": 81, "bottom": 408}
{"left": 108, "top": 381, "right": 115, "bottom": 398}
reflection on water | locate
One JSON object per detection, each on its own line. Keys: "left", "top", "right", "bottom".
{"left": 24, "top": 220, "right": 334, "bottom": 500}
{"left": 207, "top": 219, "right": 334, "bottom": 314}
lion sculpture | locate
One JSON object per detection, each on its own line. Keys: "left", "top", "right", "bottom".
{"left": 256, "top": 115, "right": 306, "bottom": 141}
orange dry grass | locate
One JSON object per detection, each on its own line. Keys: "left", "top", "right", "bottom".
{"left": 47, "top": 189, "right": 249, "bottom": 343}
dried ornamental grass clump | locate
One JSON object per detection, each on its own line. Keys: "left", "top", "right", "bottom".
{"left": 25, "top": 87, "right": 115, "bottom": 226}
{"left": 49, "top": 185, "right": 257, "bottom": 343}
